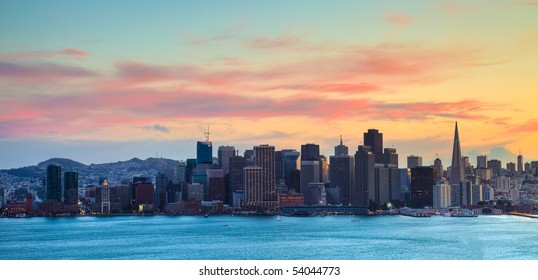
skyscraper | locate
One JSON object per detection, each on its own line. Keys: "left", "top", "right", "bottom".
{"left": 282, "top": 149, "right": 300, "bottom": 191}
{"left": 334, "top": 136, "right": 348, "bottom": 156}
{"left": 354, "top": 145, "right": 375, "bottom": 206}
{"left": 329, "top": 149, "right": 354, "bottom": 205}
{"left": 253, "top": 145, "right": 277, "bottom": 209}
{"left": 207, "top": 169, "right": 225, "bottom": 202}
{"left": 218, "top": 146, "right": 235, "bottom": 175}
{"left": 507, "top": 162, "right": 516, "bottom": 173}
{"left": 300, "top": 160, "right": 320, "bottom": 205}
{"left": 229, "top": 155, "right": 246, "bottom": 206}
{"left": 320, "top": 155, "right": 328, "bottom": 184}
{"left": 46, "top": 164, "right": 62, "bottom": 202}
{"left": 488, "top": 159, "right": 502, "bottom": 177}
{"left": 449, "top": 122, "right": 465, "bottom": 185}
{"left": 383, "top": 148, "right": 398, "bottom": 168}
{"left": 517, "top": 153, "right": 523, "bottom": 173}
{"left": 63, "top": 170, "right": 78, "bottom": 204}
{"left": 364, "top": 129, "right": 383, "bottom": 164}
{"left": 410, "top": 166, "right": 436, "bottom": 208}
{"left": 177, "top": 161, "right": 186, "bottom": 183}
{"left": 433, "top": 179, "right": 451, "bottom": 209}
{"left": 433, "top": 158, "right": 443, "bottom": 180}
{"left": 185, "top": 159, "right": 197, "bottom": 183}
{"left": 477, "top": 155, "right": 487, "bottom": 168}
{"left": 301, "top": 143, "right": 320, "bottom": 161}
{"left": 243, "top": 166, "right": 263, "bottom": 208}
{"left": 407, "top": 155, "right": 422, "bottom": 169}
{"left": 197, "top": 141, "right": 213, "bottom": 164}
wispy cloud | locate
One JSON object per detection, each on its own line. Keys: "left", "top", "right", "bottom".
{"left": 0, "top": 61, "right": 96, "bottom": 84}
{"left": 385, "top": 12, "right": 413, "bottom": 26}
{"left": 144, "top": 124, "right": 170, "bottom": 133}
{"left": 0, "top": 48, "right": 89, "bottom": 62}
{"left": 244, "top": 34, "right": 306, "bottom": 50}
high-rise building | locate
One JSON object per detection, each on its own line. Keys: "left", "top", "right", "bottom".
{"left": 364, "top": 129, "right": 383, "bottom": 164}
{"left": 320, "top": 155, "right": 329, "bottom": 184}
{"left": 275, "top": 151, "right": 284, "bottom": 181}
{"left": 354, "top": 145, "right": 375, "bottom": 206}
{"left": 110, "top": 185, "right": 132, "bottom": 212}
{"left": 532, "top": 161, "right": 538, "bottom": 175}
{"left": 300, "top": 160, "right": 320, "bottom": 205}
{"left": 407, "top": 155, "right": 422, "bottom": 169}
{"left": 517, "top": 153, "right": 523, "bottom": 173}
{"left": 101, "top": 184, "right": 110, "bottom": 214}
{"left": 177, "top": 161, "right": 186, "bottom": 183}
{"left": 46, "top": 164, "right": 62, "bottom": 202}
{"left": 507, "top": 162, "right": 516, "bottom": 173}
{"left": 433, "top": 158, "right": 443, "bottom": 180}
{"left": 301, "top": 143, "right": 320, "bottom": 161}
{"left": 185, "top": 159, "right": 197, "bottom": 183}
{"left": 207, "top": 169, "right": 225, "bottom": 202}
{"left": 450, "top": 122, "right": 465, "bottom": 185}
{"left": 132, "top": 182, "right": 154, "bottom": 210}
{"left": 229, "top": 155, "right": 246, "bottom": 206}
{"left": 451, "top": 181, "right": 482, "bottom": 207}
{"left": 218, "top": 146, "right": 235, "bottom": 175}
{"left": 334, "top": 136, "right": 348, "bottom": 156}
{"left": 525, "top": 162, "right": 531, "bottom": 173}
{"left": 494, "top": 176, "right": 510, "bottom": 193}
{"left": 410, "top": 166, "right": 436, "bottom": 208}
{"left": 243, "top": 166, "right": 263, "bottom": 209}
{"left": 383, "top": 148, "right": 398, "bottom": 168}
{"left": 476, "top": 168, "right": 492, "bottom": 183}
{"left": 187, "top": 183, "right": 203, "bottom": 201}
{"left": 250, "top": 145, "right": 277, "bottom": 209}
{"left": 281, "top": 149, "right": 300, "bottom": 190}
{"left": 197, "top": 141, "right": 213, "bottom": 164}
{"left": 483, "top": 185, "right": 494, "bottom": 201}
{"left": 487, "top": 159, "right": 502, "bottom": 177}
{"left": 373, "top": 167, "right": 401, "bottom": 206}
{"left": 329, "top": 153, "right": 354, "bottom": 205}
{"left": 400, "top": 168, "right": 411, "bottom": 201}
{"left": 433, "top": 179, "right": 451, "bottom": 209}
{"left": 244, "top": 149, "right": 254, "bottom": 166}
{"left": 477, "top": 155, "right": 488, "bottom": 168}
{"left": 63, "top": 170, "right": 78, "bottom": 205}
{"left": 309, "top": 182, "right": 326, "bottom": 206}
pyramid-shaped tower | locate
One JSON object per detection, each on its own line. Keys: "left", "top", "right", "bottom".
{"left": 450, "top": 122, "right": 465, "bottom": 185}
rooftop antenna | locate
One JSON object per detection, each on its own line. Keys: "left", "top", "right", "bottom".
{"left": 204, "top": 125, "right": 210, "bottom": 142}
{"left": 339, "top": 135, "right": 343, "bottom": 145}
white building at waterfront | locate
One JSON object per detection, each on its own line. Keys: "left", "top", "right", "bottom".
{"left": 433, "top": 179, "right": 451, "bottom": 209}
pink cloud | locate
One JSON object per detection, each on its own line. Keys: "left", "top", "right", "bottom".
{"left": 0, "top": 41, "right": 501, "bottom": 139}
{"left": 60, "top": 48, "right": 89, "bottom": 56}
{"left": 0, "top": 48, "right": 89, "bottom": 62}
{"left": 0, "top": 83, "right": 495, "bottom": 138}
{"left": 0, "top": 62, "right": 96, "bottom": 84}
{"left": 385, "top": 12, "right": 413, "bottom": 26}
{"left": 97, "top": 42, "right": 488, "bottom": 96}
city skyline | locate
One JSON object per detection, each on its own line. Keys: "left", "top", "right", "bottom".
{"left": 1, "top": 0, "right": 538, "bottom": 169}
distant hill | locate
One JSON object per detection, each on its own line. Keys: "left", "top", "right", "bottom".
{"left": 1, "top": 157, "right": 180, "bottom": 180}
{"left": 37, "top": 158, "right": 88, "bottom": 171}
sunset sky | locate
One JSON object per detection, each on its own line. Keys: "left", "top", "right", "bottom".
{"left": 1, "top": 0, "right": 537, "bottom": 169}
